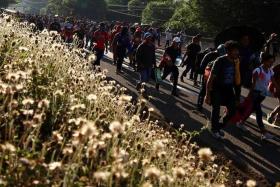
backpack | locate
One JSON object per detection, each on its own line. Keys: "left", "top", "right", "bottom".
{"left": 203, "top": 61, "right": 215, "bottom": 82}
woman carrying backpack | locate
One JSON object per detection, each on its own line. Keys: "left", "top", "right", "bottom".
{"left": 248, "top": 53, "right": 277, "bottom": 140}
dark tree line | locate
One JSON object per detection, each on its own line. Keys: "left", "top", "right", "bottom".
{"left": 2, "top": 0, "right": 280, "bottom": 35}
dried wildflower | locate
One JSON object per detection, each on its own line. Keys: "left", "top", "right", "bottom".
{"left": 141, "top": 182, "right": 153, "bottom": 187}
{"left": 212, "top": 185, "right": 225, "bottom": 187}
{"left": 22, "top": 109, "right": 34, "bottom": 116}
{"left": 38, "top": 99, "right": 50, "bottom": 109}
{"left": 148, "top": 107, "right": 155, "bottom": 112}
{"left": 15, "top": 84, "right": 24, "bottom": 92}
{"left": 246, "top": 180, "right": 257, "bottom": 187}
{"left": 113, "top": 148, "right": 129, "bottom": 162}
{"left": 22, "top": 98, "right": 34, "bottom": 106}
{"left": 62, "top": 147, "right": 73, "bottom": 156}
{"left": 52, "top": 131, "right": 63, "bottom": 142}
{"left": 172, "top": 167, "right": 185, "bottom": 178}
{"left": 102, "top": 69, "right": 108, "bottom": 74}
{"left": 6, "top": 73, "right": 20, "bottom": 82}
{"left": 198, "top": 148, "right": 213, "bottom": 162}
{"left": 86, "top": 94, "right": 97, "bottom": 102}
{"left": 19, "top": 46, "right": 29, "bottom": 52}
{"left": 54, "top": 90, "right": 64, "bottom": 96}
{"left": 119, "top": 95, "right": 132, "bottom": 102}
{"left": 33, "top": 113, "right": 43, "bottom": 124}
{"left": 101, "top": 133, "right": 112, "bottom": 141}
{"left": 10, "top": 100, "right": 19, "bottom": 109}
{"left": 88, "top": 54, "right": 97, "bottom": 62}
{"left": 93, "top": 171, "right": 111, "bottom": 182}
{"left": 153, "top": 140, "right": 165, "bottom": 153}
{"left": 80, "top": 121, "right": 99, "bottom": 138}
{"left": 48, "top": 162, "right": 62, "bottom": 170}
{"left": 112, "top": 164, "right": 129, "bottom": 179}
{"left": 160, "top": 174, "right": 174, "bottom": 185}
{"left": 236, "top": 180, "right": 243, "bottom": 185}
{"left": 144, "top": 166, "right": 161, "bottom": 180}
{"left": 109, "top": 121, "right": 124, "bottom": 135}
{"left": 131, "top": 115, "right": 140, "bottom": 123}
{"left": 70, "top": 104, "right": 86, "bottom": 111}
{"left": 1, "top": 142, "right": 16, "bottom": 152}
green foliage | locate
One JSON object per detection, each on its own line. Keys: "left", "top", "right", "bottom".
{"left": 46, "top": 0, "right": 107, "bottom": 19}
{"left": 167, "top": 0, "right": 280, "bottom": 34}
{"left": 167, "top": 1, "right": 202, "bottom": 33}
{"left": 0, "top": 0, "right": 16, "bottom": 8}
{"left": 128, "top": 0, "right": 147, "bottom": 16}
{"left": 106, "top": 0, "right": 129, "bottom": 5}
{"left": 142, "top": 1, "right": 175, "bottom": 26}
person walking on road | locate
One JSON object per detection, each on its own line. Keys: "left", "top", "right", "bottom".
{"left": 181, "top": 36, "right": 201, "bottom": 83}
{"left": 246, "top": 53, "right": 277, "bottom": 140}
{"left": 135, "top": 33, "right": 156, "bottom": 92}
{"left": 92, "top": 23, "right": 109, "bottom": 70}
{"left": 196, "top": 44, "right": 226, "bottom": 111}
{"left": 110, "top": 25, "right": 121, "bottom": 64}
{"left": 165, "top": 28, "right": 172, "bottom": 48}
{"left": 205, "top": 41, "right": 240, "bottom": 139}
{"left": 112, "top": 26, "right": 132, "bottom": 74}
{"left": 130, "top": 27, "right": 143, "bottom": 69}
{"left": 156, "top": 37, "right": 181, "bottom": 96}
{"left": 267, "top": 63, "right": 280, "bottom": 126}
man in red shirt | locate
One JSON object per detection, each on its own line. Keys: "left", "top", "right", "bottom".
{"left": 92, "top": 22, "right": 109, "bottom": 69}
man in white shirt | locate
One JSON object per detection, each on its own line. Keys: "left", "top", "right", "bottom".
{"left": 165, "top": 28, "right": 172, "bottom": 48}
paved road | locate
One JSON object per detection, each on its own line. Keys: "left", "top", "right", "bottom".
{"left": 100, "top": 50, "right": 280, "bottom": 185}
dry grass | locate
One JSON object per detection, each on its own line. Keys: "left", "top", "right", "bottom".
{"left": 0, "top": 14, "right": 238, "bottom": 187}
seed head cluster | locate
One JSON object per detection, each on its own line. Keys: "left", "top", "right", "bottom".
{"left": 0, "top": 14, "right": 232, "bottom": 186}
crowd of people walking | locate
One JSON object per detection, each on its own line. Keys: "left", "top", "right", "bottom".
{"left": 4, "top": 9, "right": 280, "bottom": 141}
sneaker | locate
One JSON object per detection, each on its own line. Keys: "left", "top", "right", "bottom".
{"left": 180, "top": 76, "right": 184, "bottom": 83}
{"left": 136, "top": 83, "right": 141, "bottom": 91}
{"left": 218, "top": 130, "right": 225, "bottom": 137}
{"left": 273, "top": 119, "right": 280, "bottom": 127}
{"left": 236, "top": 123, "right": 249, "bottom": 132}
{"left": 196, "top": 105, "right": 203, "bottom": 112}
{"left": 116, "top": 70, "right": 124, "bottom": 74}
{"left": 212, "top": 131, "right": 224, "bottom": 140}
{"left": 171, "top": 90, "right": 179, "bottom": 97}
{"left": 261, "top": 132, "right": 274, "bottom": 140}
{"left": 267, "top": 113, "right": 274, "bottom": 124}
{"left": 155, "top": 83, "right": 160, "bottom": 91}
{"left": 193, "top": 82, "right": 199, "bottom": 87}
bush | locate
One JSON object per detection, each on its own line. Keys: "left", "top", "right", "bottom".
{"left": 142, "top": 1, "right": 175, "bottom": 27}
{"left": 0, "top": 14, "right": 228, "bottom": 186}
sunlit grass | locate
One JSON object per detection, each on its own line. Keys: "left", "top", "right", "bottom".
{"left": 0, "top": 14, "right": 234, "bottom": 186}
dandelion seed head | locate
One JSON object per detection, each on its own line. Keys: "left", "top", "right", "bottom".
{"left": 48, "top": 162, "right": 62, "bottom": 170}
{"left": 246, "top": 180, "right": 257, "bottom": 187}
{"left": 1, "top": 142, "right": 16, "bottom": 152}
{"left": 144, "top": 166, "right": 161, "bottom": 180}
{"left": 86, "top": 94, "right": 97, "bottom": 102}
{"left": 109, "top": 121, "right": 124, "bottom": 135}
{"left": 22, "top": 98, "right": 34, "bottom": 106}
{"left": 93, "top": 171, "right": 111, "bottom": 182}
{"left": 198, "top": 148, "right": 213, "bottom": 162}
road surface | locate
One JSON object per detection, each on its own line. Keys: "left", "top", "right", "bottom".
{"left": 100, "top": 50, "right": 280, "bottom": 185}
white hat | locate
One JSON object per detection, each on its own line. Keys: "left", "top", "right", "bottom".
{"left": 173, "top": 37, "right": 181, "bottom": 43}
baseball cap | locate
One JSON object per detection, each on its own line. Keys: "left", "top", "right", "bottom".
{"left": 173, "top": 37, "right": 181, "bottom": 43}
{"left": 144, "top": 32, "right": 152, "bottom": 39}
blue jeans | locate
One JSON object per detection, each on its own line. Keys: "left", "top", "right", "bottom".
{"left": 139, "top": 68, "right": 152, "bottom": 83}
{"left": 251, "top": 91, "right": 265, "bottom": 132}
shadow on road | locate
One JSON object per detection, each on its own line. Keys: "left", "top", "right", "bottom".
{"left": 101, "top": 55, "right": 280, "bottom": 185}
